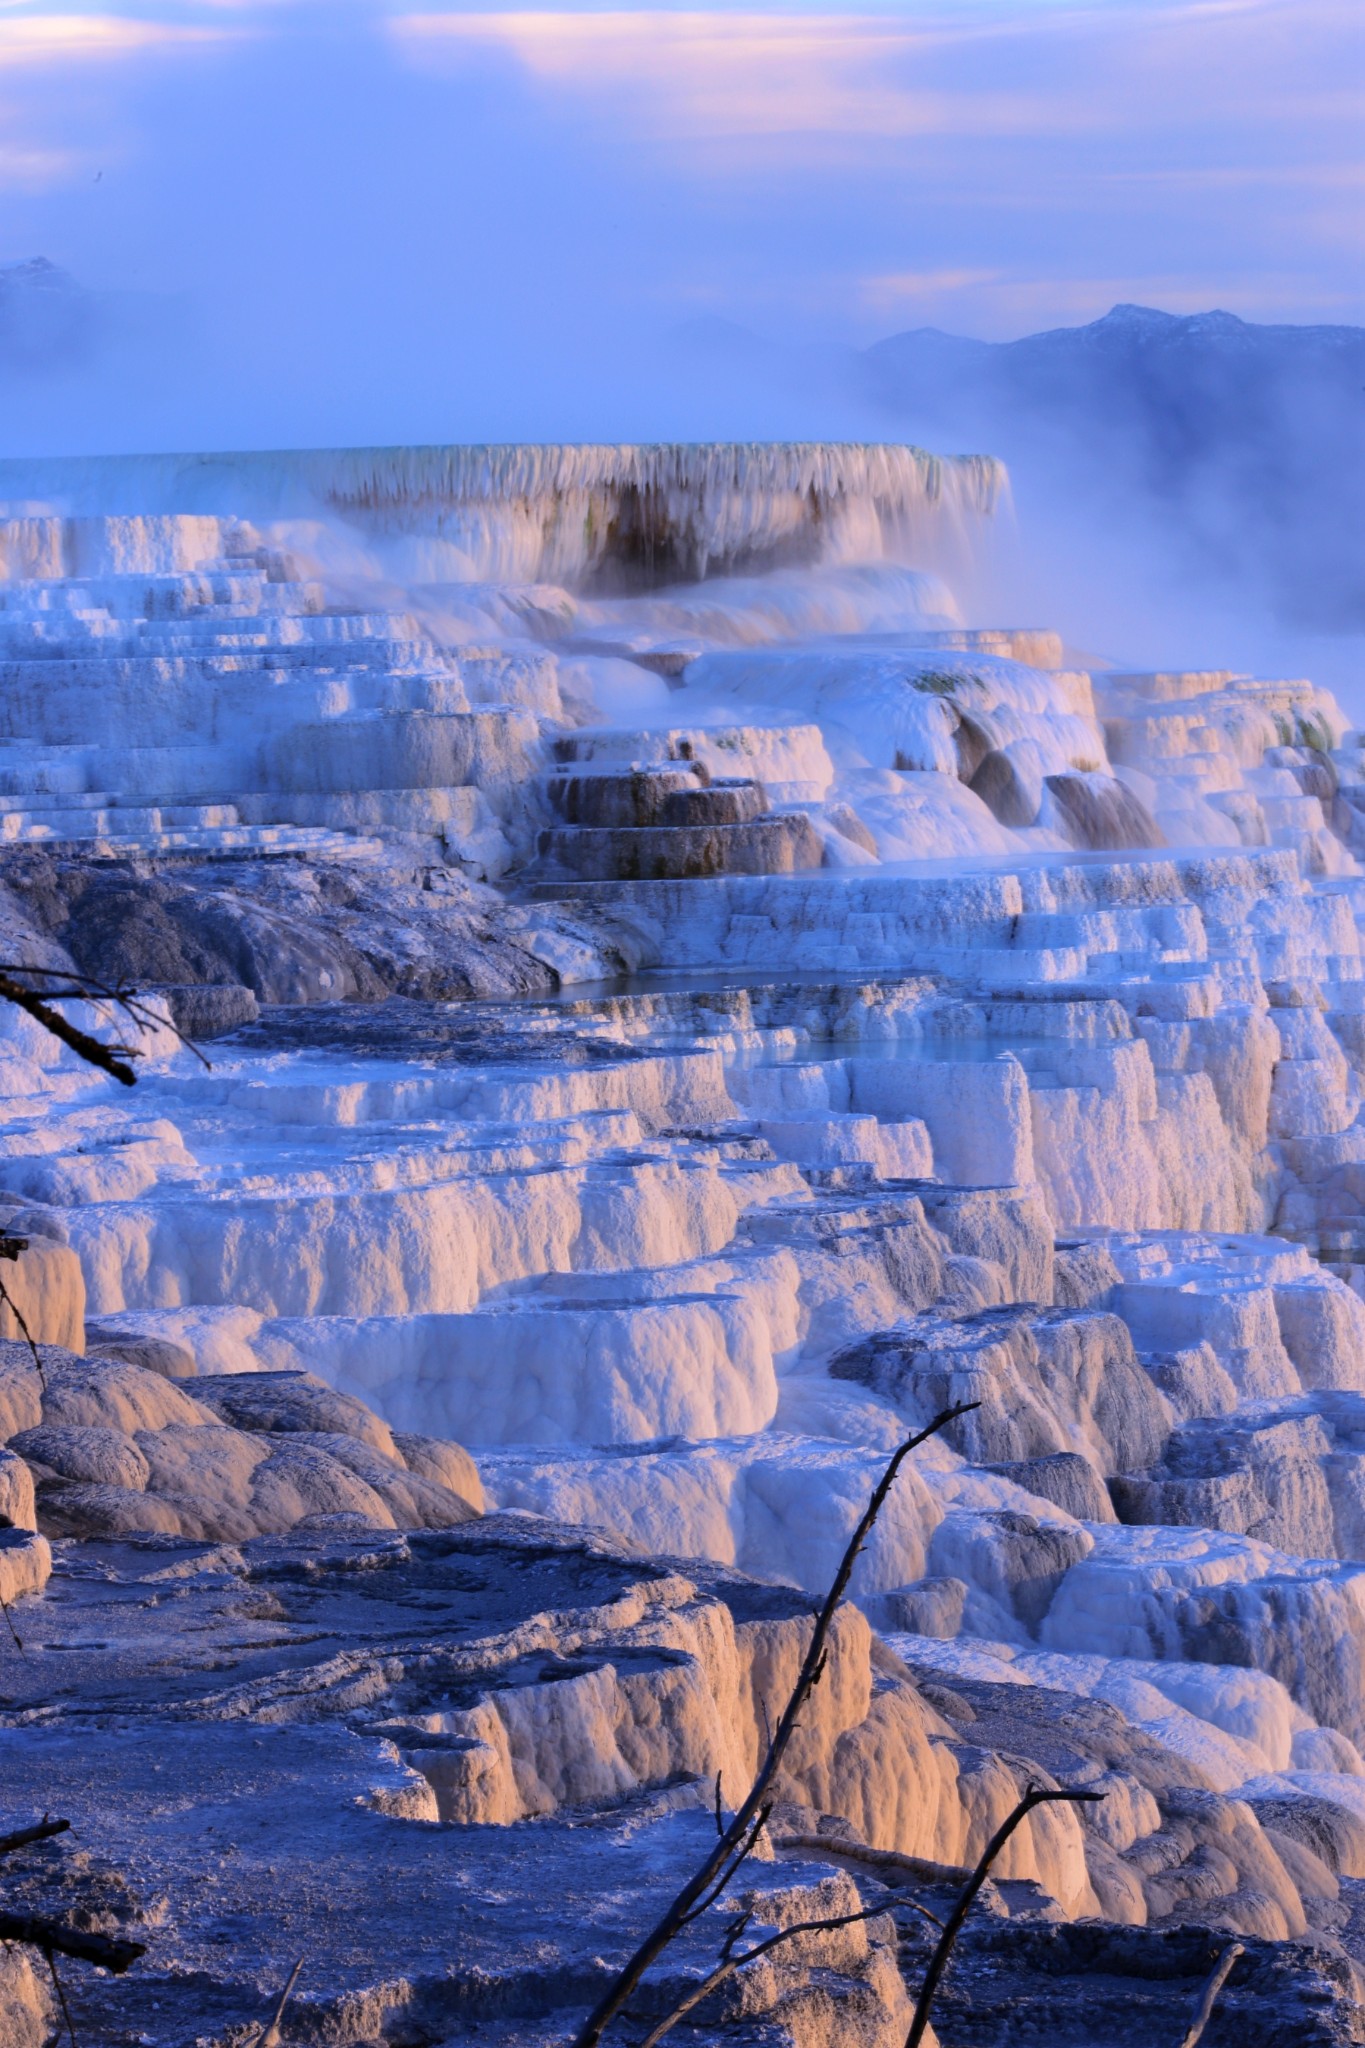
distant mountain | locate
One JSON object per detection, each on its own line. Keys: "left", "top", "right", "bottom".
{"left": 0, "top": 257, "right": 101, "bottom": 372}
{"left": 868, "top": 300, "right": 1362, "bottom": 386}
{"left": 861, "top": 304, "right": 1365, "bottom": 632}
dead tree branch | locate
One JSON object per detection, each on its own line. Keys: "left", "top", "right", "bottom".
{"left": 253, "top": 1956, "right": 304, "bottom": 2048}
{"left": 569, "top": 1400, "right": 981, "bottom": 2048}
{"left": 43, "top": 1946, "right": 78, "bottom": 2048}
{"left": 0, "top": 964, "right": 213, "bottom": 1387}
{"left": 637, "top": 1902, "right": 895, "bottom": 2048}
{"left": 0, "top": 1910, "right": 145, "bottom": 1972}
{"left": 0, "top": 1817, "right": 141, "bottom": 2035}
{"left": 1178, "top": 1941, "right": 1245, "bottom": 2048}
{"left": 0, "top": 962, "right": 213, "bottom": 1086}
{"left": 905, "top": 1783, "right": 1104, "bottom": 2048}
{"left": 0, "top": 1592, "right": 24, "bottom": 1655}
{"left": 677, "top": 1804, "right": 772, "bottom": 1929}
{"left": 0, "top": 1235, "right": 46, "bottom": 1387}
{"left": 0, "top": 970, "right": 140, "bottom": 1087}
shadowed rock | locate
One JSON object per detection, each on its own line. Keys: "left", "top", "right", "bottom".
{"left": 1046, "top": 772, "right": 1165, "bottom": 851}
{"left": 985, "top": 1451, "right": 1118, "bottom": 1524}
{"left": 970, "top": 748, "right": 1039, "bottom": 826}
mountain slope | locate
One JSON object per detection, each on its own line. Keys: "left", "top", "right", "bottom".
{"left": 863, "top": 304, "right": 1365, "bottom": 632}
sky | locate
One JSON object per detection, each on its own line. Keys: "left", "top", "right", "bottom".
{"left": 0, "top": 0, "right": 1360, "bottom": 450}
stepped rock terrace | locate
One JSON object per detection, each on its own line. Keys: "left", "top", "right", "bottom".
{"left": 1, "top": 442, "right": 1364, "bottom": 2044}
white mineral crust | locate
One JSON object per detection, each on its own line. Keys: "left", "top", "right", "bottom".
{"left": 3, "top": 443, "right": 1365, "bottom": 2035}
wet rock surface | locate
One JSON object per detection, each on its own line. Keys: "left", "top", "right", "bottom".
{"left": 0, "top": 847, "right": 614, "bottom": 1005}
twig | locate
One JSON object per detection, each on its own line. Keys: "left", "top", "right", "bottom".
{"left": 638, "top": 1903, "right": 893, "bottom": 2048}
{"left": 0, "top": 1818, "right": 69, "bottom": 1858}
{"left": 0, "top": 1911, "right": 144, "bottom": 1972}
{"left": 0, "top": 1238, "right": 45, "bottom": 1388}
{"left": 254, "top": 1955, "right": 303, "bottom": 2047}
{"left": 718, "top": 1912, "right": 752, "bottom": 1963}
{"left": 713, "top": 1771, "right": 724, "bottom": 1840}
{"left": 676, "top": 1804, "right": 772, "bottom": 1930}
{"left": 0, "top": 961, "right": 212, "bottom": 1091}
{"left": 905, "top": 1783, "right": 1104, "bottom": 2048}
{"left": 1178, "top": 1942, "right": 1245, "bottom": 2048}
{"left": 0, "top": 971, "right": 139, "bottom": 1087}
{"left": 0, "top": 1590, "right": 25, "bottom": 1655}
{"left": 0, "top": 966, "right": 210, "bottom": 1073}
{"left": 893, "top": 1898, "right": 944, "bottom": 1932}
{"left": 43, "top": 1946, "right": 79, "bottom": 2048}
{"left": 569, "top": 1400, "right": 981, "bottom": 2048}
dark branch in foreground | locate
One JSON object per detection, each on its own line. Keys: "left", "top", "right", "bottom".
{"left": 0, "top": 1817, "right": 143, "bottom": 2032}
{"left": 0, "top": 1910, "right": 145, "bottom": 1973}
{"left": 0, "top": 963, "right": 213, "bottom": 1086}
{"left": 44, "top": 1947, "right": 78, "bottom": 2048}
{"left": 637, "top": 1902, "right": 895, "bottom": 2048}
{"left": 0, "top": 1592, "right": 24, "bottom": 1655}
{"left": 569, "top": 1401, "right": 981, "bottom": 2048}
{"left": 1178, "top": 1941, "right": 1245, "bottom": 2048}
{"left": 0, "top": 969, "right": 140, "bottom": 1086}
{"left": 0, "top": 1235, "right": 46, "bottom": 1387}
{"left": 0, "top": 967, "right": 210, "bottom": 1393}
{"left": 904, "top": 1783, "right": 1105, "bottom": 2048}
{"left": 253, "top": 1956, "right": 304, "bottom": 2048}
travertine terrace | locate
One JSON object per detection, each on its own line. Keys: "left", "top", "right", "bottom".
{"left": 2, "top": 442, "right": 1365, "bottom": 2044}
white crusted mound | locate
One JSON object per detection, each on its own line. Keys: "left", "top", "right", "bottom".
{"left": 5, "top": 442, "right": 1365, "bottom": 1994}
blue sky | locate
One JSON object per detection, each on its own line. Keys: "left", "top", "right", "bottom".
{"left": 0, "top": 0, "right": 1361, "bottom": 445}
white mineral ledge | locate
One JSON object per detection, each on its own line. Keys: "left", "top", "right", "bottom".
{"left": 0, "top": 446, "right": 1360, "bottom": 2044}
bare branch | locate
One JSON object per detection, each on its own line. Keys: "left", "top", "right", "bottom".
{"left": 892, "top": 1898, "right": 944, "bottom": 1932}
{"left": 717, "top": 1912, "right": 752, "bottom": 1965}
{"left": 904, "top": 1783, "right": 1104, "bottom": 2048}
{"left": 1178, "top": 1941, "right": 1245, "bottom": 2048}
{"left": 638, "top": 1903, "right": 894, "bottom": 2048}
{"left": 253, "top": 1956, "right": 304, "bottom": 2048}
{"left": 0, "top": 1910, "right": 145, "bottom": 1973}
{"left": 0, "top": 1243, "right": 46, "bottom": 1390}
{"left": 44, "top": 1947, "right": 79, "bottom": 2048}
{"left": 678, "top": 1805, "right": 772, "bottom": 1928}
{"left": 0, "top": 964, "right": 211, "bottom": 1068}
{"left": 570, "top": 1400, "right": 981, "bottom": 2048}
{"left": 686, "top": 1811, "right": 768, "bottom": 1914}
{"left": 0, "top": 1590, "right": 26, "bottom": 1656}
{"left": 0, "top": 971, "right": 140, "bottom": 1087}
{"left": 0, "top": 962, "right": 214, "bottom": 1085}
{"left": 0, "top": 1818, "right": 69, "bottom": 1859}
{"left": 713, "top": 1772, "right": 724, "bottom": 1840}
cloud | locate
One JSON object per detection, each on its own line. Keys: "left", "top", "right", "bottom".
{"left": 0, "top": 0, "right": 1357, "bottom": 456}
{"left": 0, "top": 139, "right": 80, "bottom": 185}
{"left": 0, "top": 14, "right": 233, "bottom": 65}
{"left": 388, "top": 10, "right": 1144, "bottom": 144}
{"left": 861, "top": 268, "right": 1004, "bottom": 314}
{"left": 392, "top": 12, "right": 926, "bottom": 138}
{"left": 389, "top": 3, "right": 1364, "bottom": 160}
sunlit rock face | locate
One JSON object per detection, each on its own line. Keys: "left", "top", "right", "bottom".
{"left": 3, "top": 442, "right": 1365, "bottom": 2039}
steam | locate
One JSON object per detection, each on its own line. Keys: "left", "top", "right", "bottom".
{"left": 0, "top": 441, "right": 1004, "bottom": 596}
